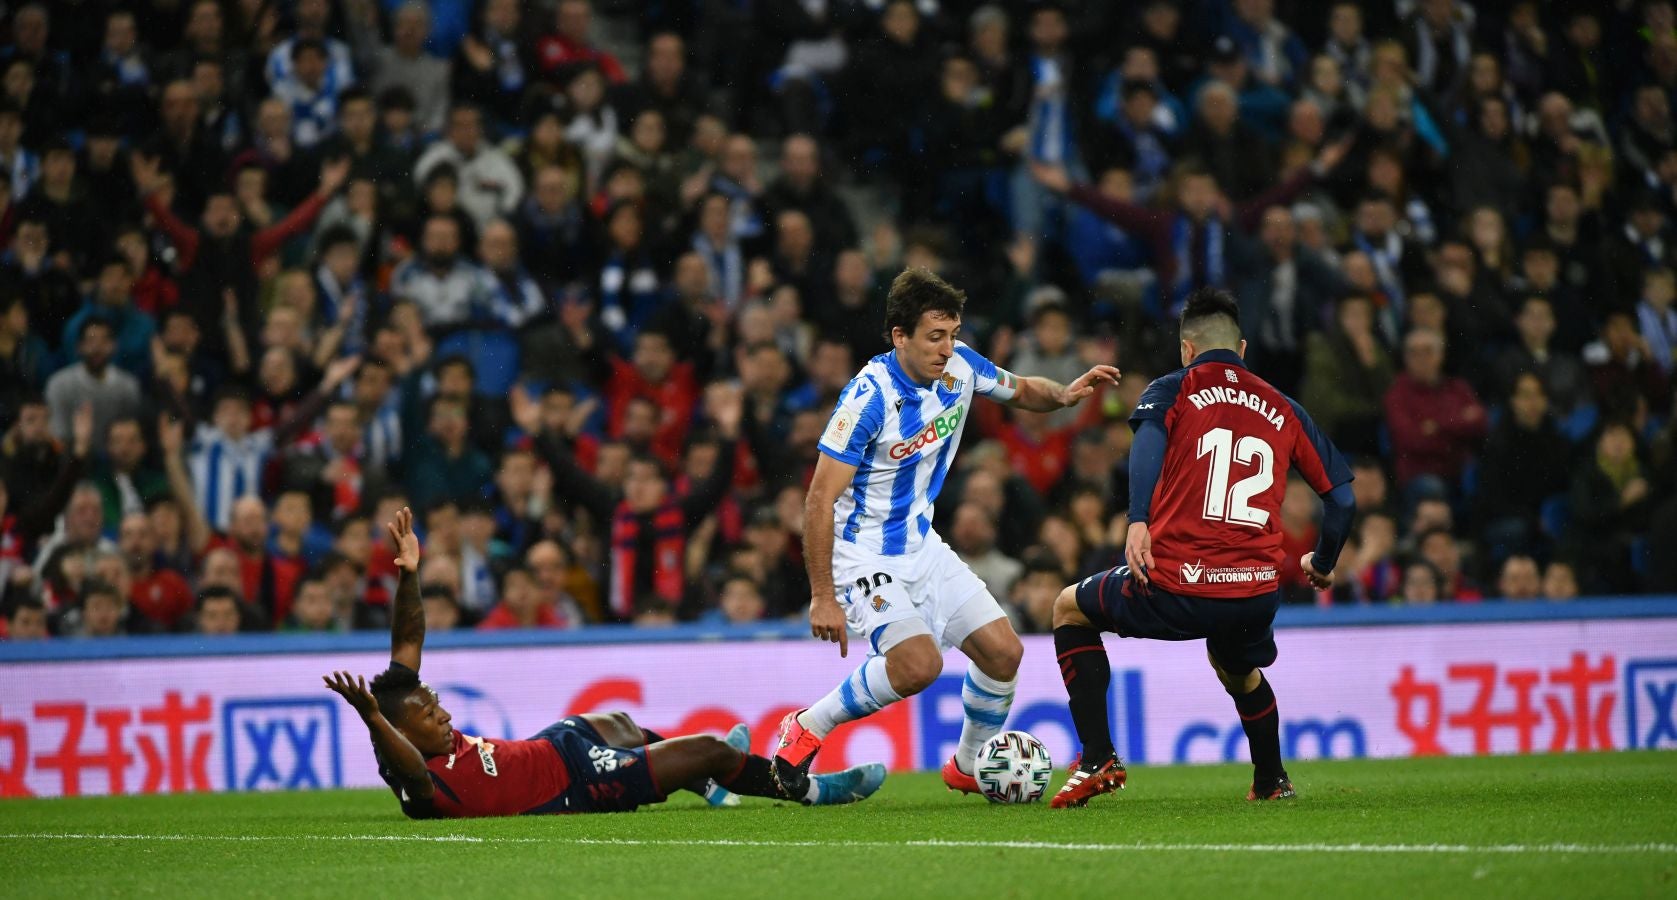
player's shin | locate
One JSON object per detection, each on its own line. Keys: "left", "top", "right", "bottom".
{"left": 954, "top": 666, "right": 1016, "bottom": 774}
{"left": 1054, "top": 625, "right": 1116, "bottom": 763}
{"left": 1229, "top": 672, "right": 1285, "bottom": 782}
{"left": 800, "top": 656, "right": 901, "bottom": 737}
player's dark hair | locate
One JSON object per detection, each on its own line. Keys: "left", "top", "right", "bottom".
{"left": 1178, "top": 287, "right": 1242, "bottom": 348}
{"left": 883, "top": 268, "right": 966, "bottom": 341}
{"left": 369, "top": 663, "right": 423, "bottom": 723}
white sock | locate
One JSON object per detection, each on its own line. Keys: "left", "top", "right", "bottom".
{"left": 954, "top": 665, "right": 1017, "bottom": 773}
{"left": 800, "top": 656, "right": 902, "bottom": 738}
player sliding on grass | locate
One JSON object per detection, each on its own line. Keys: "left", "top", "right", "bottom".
{"left": 777, "top": 268, "right": 1120, "bottom": 796}
{"left": 1050, "top": 288, "right": 1355, "bottom": 807}
{"left": 323, "top": 508, "right": 885, "bottom": 818}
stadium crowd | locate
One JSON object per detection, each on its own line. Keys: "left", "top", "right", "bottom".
{"left": 2, "top": 0, "right": 1676, "bottom": 641}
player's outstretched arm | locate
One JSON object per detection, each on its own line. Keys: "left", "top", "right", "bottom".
{"left": 322, "top": 670, "right": 433, "bottom": 800}
{"left": 386, "top": 507, "right": 425, "bottom": 671}
{"left": 1004, "top": 366, "right": 1121, "bottom": 413}
{"left": 804, "top": 452, "right": 858, "bottom": 657}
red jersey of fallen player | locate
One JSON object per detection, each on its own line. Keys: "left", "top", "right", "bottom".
{"left": 1130, "top": 349, "right": 1351, "bottom": 599}
{"left": 381, "top": 730, "right": 571, "bottom": 818}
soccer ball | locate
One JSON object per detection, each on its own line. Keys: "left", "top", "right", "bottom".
{"left": 975, "top": 730, "right": 1054, "bottom": 804}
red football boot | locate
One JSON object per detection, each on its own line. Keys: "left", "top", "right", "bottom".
{"left": 1049, "top": 754, "right": 1127, "bottom": 809}
{"left": 941, "top": 756, "right": 982, "bottom": 796}
{"left": 1246, "top": 776, "right": 1296, "bottom": 801}
{"left": 772, "top": 709, "right": 823, "bottom": 795}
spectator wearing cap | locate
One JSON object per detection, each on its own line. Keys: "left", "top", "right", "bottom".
{"left": 415, "top": 105, "right": 524, "bottom": 227}
{"left": 1196, "top": 33, "right": 1292, "bottom": 142}
{"left": 371, "top": 2, "right": 452, "bottom": 135}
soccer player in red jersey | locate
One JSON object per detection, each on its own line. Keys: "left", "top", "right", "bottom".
{"left": 1049, "top": 288, "right": 1355, "bottom": 807}
{"left": 323, "top": 508, "right": 884, "bottom": 818}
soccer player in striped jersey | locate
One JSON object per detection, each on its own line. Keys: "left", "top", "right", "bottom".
{"left": 776, "top": 268, "right": 1120, "bottom": 795}
{"left": 1050, "top": 288, "right": 1354, "bottom": 807}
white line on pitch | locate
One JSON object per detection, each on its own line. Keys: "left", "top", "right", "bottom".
{"left": 3, "top": 833, "right": 1675, "bottom": 855}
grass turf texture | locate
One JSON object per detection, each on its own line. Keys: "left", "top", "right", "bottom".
{"left": 6, "top": 752, "right": 1675, "bottom": 898}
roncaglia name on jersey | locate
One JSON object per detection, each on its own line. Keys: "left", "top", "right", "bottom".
{"left": 1183, "top": 386, "right": 1287, "bottom": 431}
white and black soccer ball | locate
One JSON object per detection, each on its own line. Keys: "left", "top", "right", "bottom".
{"left": 975, "top": 730, "right": 1054, "bottom": 804}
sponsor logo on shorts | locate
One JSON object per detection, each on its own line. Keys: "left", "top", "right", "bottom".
{"left": 888, "top": 406, "right": 964, "bottom": 459}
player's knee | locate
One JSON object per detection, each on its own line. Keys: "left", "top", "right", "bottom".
{"left": 987, "top": 633, "right": 1023, "bottom": 681}
{"left": 1052, "top": 586, "right": 1086, "bottom": 629}
{"left": 888, "top": 644, "right": 943, "bottom": 695}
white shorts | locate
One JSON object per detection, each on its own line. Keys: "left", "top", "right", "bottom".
{"left": 831, "top": 531, "right": 1006, "bottom": 655}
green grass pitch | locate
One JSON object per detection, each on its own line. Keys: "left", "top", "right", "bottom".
{"left": 5, "top": 752, "right": 1675, "bottom": 898}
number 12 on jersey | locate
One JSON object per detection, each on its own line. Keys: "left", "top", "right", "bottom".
{"left": 1196, "top": 427, "right": 1274, "bottom": 528}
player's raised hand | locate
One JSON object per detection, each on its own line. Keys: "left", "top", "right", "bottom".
{"left": 810, "top": 596, "right": 849, "bottom": 658}
{"left": 1059, "top": 365, "right": 1121, "bottom": 407}
{"left": 387, "top": 506, "right": 421, "bottom": 572}
{"left": 323, "top": 670, "right": 380, "bottom": 721}
{"left": 1125, "top": 522, "right": 1155, "bottom": 587}
{"left": 1300, "top": 553, "right": 1334, "bottom": 591}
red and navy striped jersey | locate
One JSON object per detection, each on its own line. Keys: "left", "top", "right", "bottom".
{"left": 1130, "top": 350, "right": 1351, "bottom": 599}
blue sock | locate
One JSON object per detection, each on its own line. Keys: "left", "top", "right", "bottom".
{"left": 801, "top": 656, "right": 901, "bottom": 737}
{"left": 955, "top": 665, "right": 1016, "bottom": 773}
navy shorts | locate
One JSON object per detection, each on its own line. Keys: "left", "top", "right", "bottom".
{"left": 1074, "top": 565, "right": 1281, "bottom": 675}
{"left": 531, "top": 718, "right": 662, "bottom": 813}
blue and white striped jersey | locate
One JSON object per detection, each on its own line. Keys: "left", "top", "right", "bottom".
{"left": 818, "top": 343, "right": 1018, "bottom": 557}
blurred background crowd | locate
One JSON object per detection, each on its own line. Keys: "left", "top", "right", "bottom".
{"left": 1, "top": 0, "right": 1676, "bottom": 641}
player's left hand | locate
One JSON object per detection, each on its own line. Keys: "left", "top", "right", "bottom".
{"left": 387, "top": 506, "right": 421, "bottom": 572}
{"left": 1060, "top": 365, "right": 1121, "bottom": 407}
{"left": 323, "top": 670, "right": 379, "bottom": 721}
{"left": 1300, "top": 553, "right": 1334, "bottom": 591}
